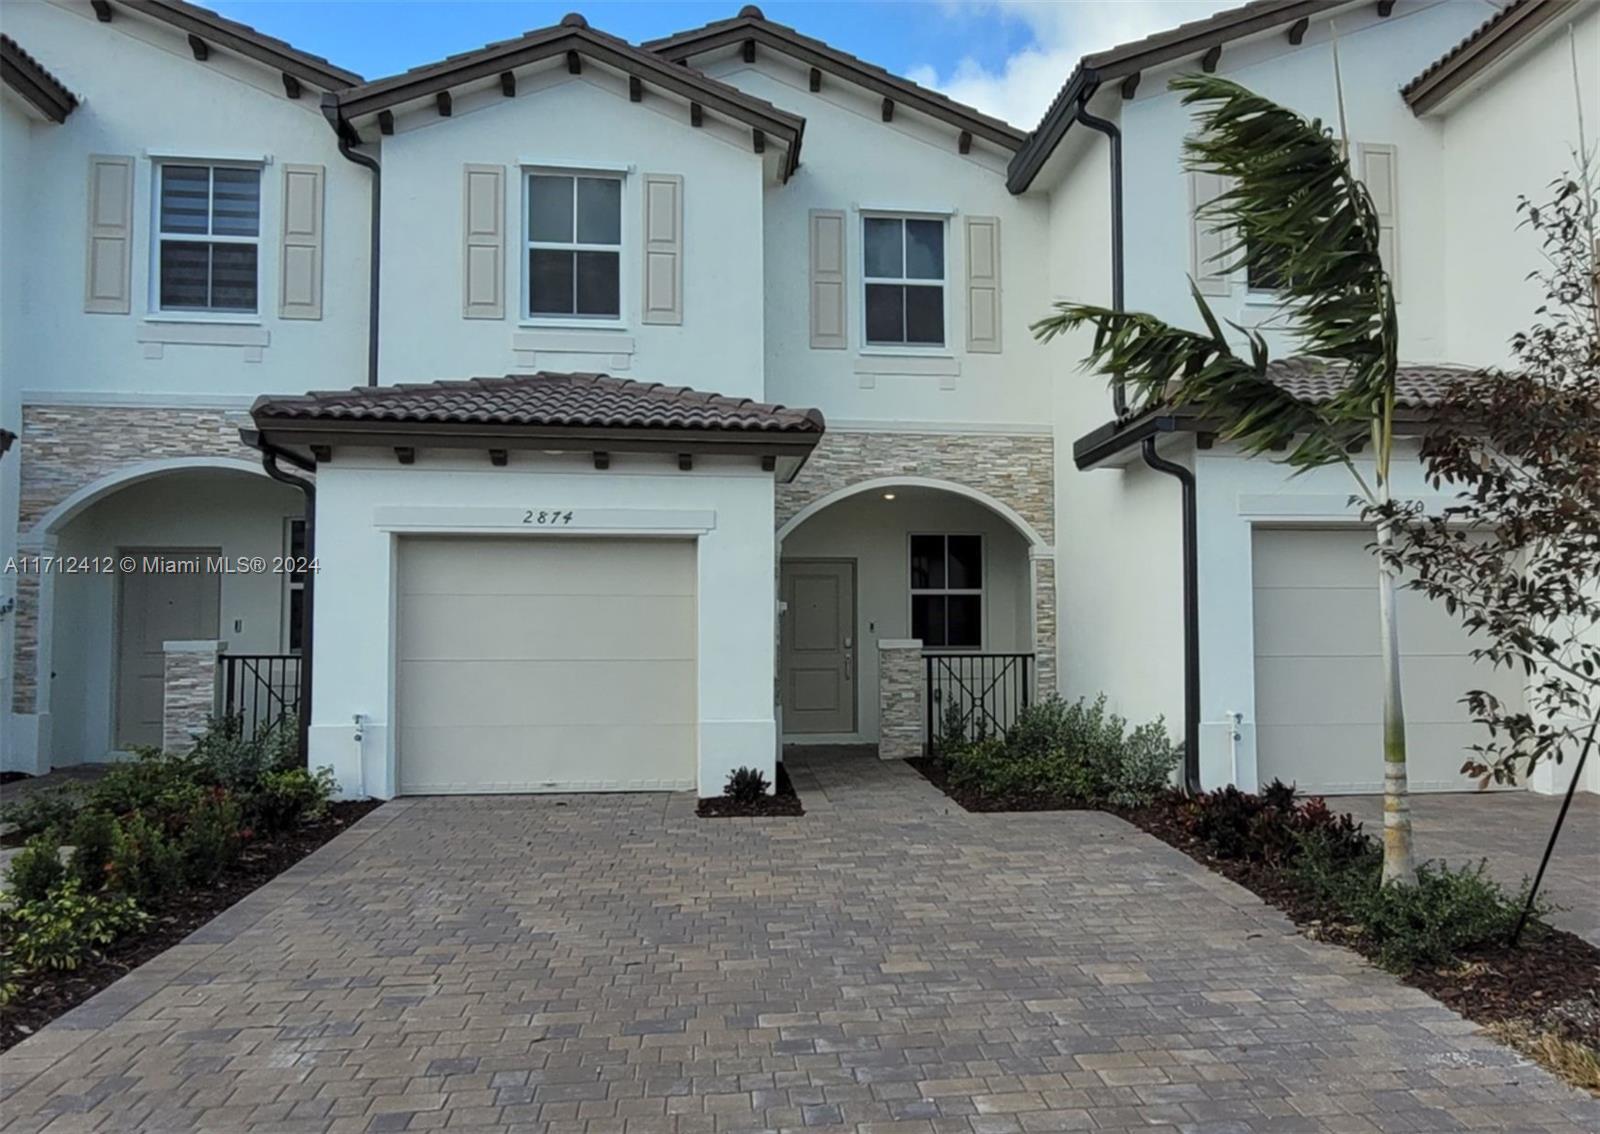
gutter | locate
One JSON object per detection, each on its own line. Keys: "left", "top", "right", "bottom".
{"left": 1070, "top": 86, "right": 1203, "bottom": 795}
{"left": 320, "top": 97, "right": 380, "bottom": 386}
{"left": 239, "top": 429, "right": 316, "bottom": 765}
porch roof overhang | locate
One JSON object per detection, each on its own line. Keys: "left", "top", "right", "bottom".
{"left": 247, "top": 372, "right": 826, "bottom": 480}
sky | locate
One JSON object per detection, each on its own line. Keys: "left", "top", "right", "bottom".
{"left": 205, "top": 0, "right": 1234, "bottom": 131}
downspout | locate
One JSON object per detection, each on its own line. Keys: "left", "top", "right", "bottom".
{"left": 245, "top": 432, "right": 316, "bottom": 765}
{"left": 1075, "top": 87, "right": 1204, "bottom": 795}
{"left": 320, "top": 97, "right": 380, "bottom": 386}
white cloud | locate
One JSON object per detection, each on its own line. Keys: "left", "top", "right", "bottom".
{"left": 908, "top": 1, "right": 1235, "bottom": 130}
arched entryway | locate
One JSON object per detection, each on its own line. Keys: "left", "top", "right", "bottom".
{"left": 15, "top": 458, "right": 304, "bottom": 770}
{"left": 776, "top": 476, "right": 1054, "bottom": 756}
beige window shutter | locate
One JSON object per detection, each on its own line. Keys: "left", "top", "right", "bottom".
{"left": 1357, "top": 142, "right": 1399, "bottom": 297}
{"left": 462, "top": 164, "right": 505, "bottom": 320}
{"left": 84, "top": 154, "right": 134, "bottom": 314}
{"left": 965, "top": 215, "right": 1002, "bottom": 353}
{"left": 279, "top": 164, "right": 325, "bottom": 320}
{"left": 1189, "top": 170, "right": 1231, "bottom": 296}
{"left": 809, "top": 209, "right": 846, "bottom": 349}
{"left": 641, "top": 173, "right": 683, "bottom": 325}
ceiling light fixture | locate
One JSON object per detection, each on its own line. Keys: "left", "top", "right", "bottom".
{"left": 882, "top": 492, "right": 896, "bottom": 500}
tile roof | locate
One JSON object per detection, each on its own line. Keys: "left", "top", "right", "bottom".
{"left": 1264, "top": 358, "right": 1478, "bottom": 408}
{"left": 1401, "top": 0, "right": 1581, "bottom": 114}
{"left": 251, "top": 373, "right": 826, "bottom": 434}
{"left": 643, "top": 5, "right": 1026, "bottom": 148}
{"left": 1, "top": 34, "right": 79, "bottom": 122}
{"left": 122, "top": 0, "right": 362, "bottom": 87}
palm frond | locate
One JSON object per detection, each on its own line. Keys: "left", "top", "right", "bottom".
{"left": 1173, "top": 74, "right": 1397, "bottom": 420}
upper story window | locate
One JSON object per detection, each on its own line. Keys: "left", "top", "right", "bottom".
{"left": 526, "top": 172, "right": 622, "bottom": 319}
{"left": 864, "top": 215, "right": 945, "bottom": 347}
{"left": 156, "top": 163, "right": 261, "bottom": 313}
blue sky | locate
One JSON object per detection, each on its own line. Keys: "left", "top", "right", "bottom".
{"left": 205, "top": 1, "right": 1232, "bottom": 131}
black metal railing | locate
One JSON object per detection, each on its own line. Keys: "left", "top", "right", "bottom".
{"left": 220, "top": 654, "right": 302, "bottom": 740}
{"left": 925, "top": 652, "right": 1033, "bottom": 751}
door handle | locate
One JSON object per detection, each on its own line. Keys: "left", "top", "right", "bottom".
{"left": 844, "top": 652, "right": 852, "bottom": 680}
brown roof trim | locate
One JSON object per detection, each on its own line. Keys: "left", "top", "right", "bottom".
{"left": 1008, "top": 0, "right": 1336, "bottom": 193}
{"left": 644, "top": 7, "right": 1026, "bottom": 151}
{"left": 329, "top": 16, "right": 804, "bottom": 176}
{"left": 1402, "top": 0, "right": 1583, "bottom": 115}
{"left": 112, "top": 0, "right": 361, "bottom": 88}
{"left": 1, "top": 35, "right": 79, "bottom": 122}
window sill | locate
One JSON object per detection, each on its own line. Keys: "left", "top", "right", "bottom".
{"left": 137, "top": 321, "right": 270, "bottom": 349}
{"left": 517, "top": 319, "right": 630, "bottom": 333}
{"left": 143, "top": 314, "right": 262, "bottom": 326}
{"left": 1242, "top": 291, "right": 1286, "bottom": 307}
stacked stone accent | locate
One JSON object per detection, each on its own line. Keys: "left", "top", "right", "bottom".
{"left": 778, "top": 429, "right": 1058, "bottom": 700}
{"left": 877, "top": 639, "right": 925, "bottom": 760}
{"left": 12, "top": 405, "right": 258, "bottom": 713}
{"left": 162, "top": 640, "right": 226, "bottom": 752}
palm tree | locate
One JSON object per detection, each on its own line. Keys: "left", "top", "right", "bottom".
{"left": 1034, "top": 75, "right": 1417, "bottom": 886}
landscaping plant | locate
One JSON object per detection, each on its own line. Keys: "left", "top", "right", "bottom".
{"left": 1034, "top": 76, "right": 1419, "bottom": 884}
{"left": 723, "top": 766, "right": 770, "bottom": 804}
{"left": 1, "top": 880, "right": 148, "bottom": 972}
{"left": 5, "top": 835, "right": 67, "bottom": 903}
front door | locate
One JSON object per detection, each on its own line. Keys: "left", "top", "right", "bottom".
{"left": 780, "top": 559, "right": 856, "bottom": 734}
{"left": 116, "top": 548, "right": 221, "bottom": 749}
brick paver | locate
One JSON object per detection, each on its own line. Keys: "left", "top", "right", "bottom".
{"left": 2, "top": 750, "right": 1596, "bottom": 1132}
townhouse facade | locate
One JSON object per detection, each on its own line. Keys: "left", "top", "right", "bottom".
{"left": 1, "top": 0, "right": 1593, "bottom": 798}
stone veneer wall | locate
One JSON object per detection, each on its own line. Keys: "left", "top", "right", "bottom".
{"left": 12, "top": 405, "right": 258, "bottom": 714}
{"left": 777, "top": 429, "right": 1058, "bottom": 700}
{"left": 162, "top": 641, "right": 225, "bottom": 752}
{"left": 876, "top": 641, "right": 926, "bottom": 760}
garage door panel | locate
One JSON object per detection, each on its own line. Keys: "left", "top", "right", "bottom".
{"left": 400, "top": 537, "right": 694, "bottom": 597}
{"left": 397, "top": 724, "right": 697, "bottom": 793}
{"left": 397, "top": 536, "right": 697, "bottom": 793}
{"left": 400, "top": 594, "right": 696, "bottom": 661}
{"left": 1252, "top": 527, "right": 1523, "bottom": 794}
{"left": 399, "top": 659, "right": 696, "bottom": 726}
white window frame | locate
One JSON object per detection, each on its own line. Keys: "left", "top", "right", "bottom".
{"left": 520, "top": 167, "right": 627, "bottom": 329}
{"left": 909, "top": 531, "right": 984, "bottom": 652}
{"left": 282, "top": 517, "right": 306, "bottom": 655}
{"left": 860, "top": 211, "right": 949, "bottom": 352}
{"left": 148, "top": 159, "right": 265, "bottom": 322}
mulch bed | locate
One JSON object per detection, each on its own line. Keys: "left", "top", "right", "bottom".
{"left": 0, "top": 799, "right": 382, "bottom": 1053}
{"left": 910, "top": 756, "right": 1600, "bottom": 1057}
{"left": 0, "top": 771, "right": 33, "bottom": 786}
{"left": 696, "top": 763, "right": 805, "bottom": 818}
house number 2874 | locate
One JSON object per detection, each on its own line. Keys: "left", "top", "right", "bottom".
{"left": 523, "top": 509, "right": 575, "bottom": 525}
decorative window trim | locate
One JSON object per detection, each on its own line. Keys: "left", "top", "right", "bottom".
{"left": 909, "top": 531, "right": 984, "bottom": 651}
{"left": 520, "top": 167, "right": 628, "bottom": 329}
{"left": 149, "top": 159, "right": 266, "bottom": 320}
{"left": 860, "top": 211, "right": 949, "bottom": 351}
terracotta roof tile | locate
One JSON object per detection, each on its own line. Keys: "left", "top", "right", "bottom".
{"left": 1, "top": 34, "right": 79, "bottom": 122}
{"left": 1264, "top": 358, "right": 1478, "bottom": 408}
{"left": 252, "top": 373, "right": 826, "bottom": 434}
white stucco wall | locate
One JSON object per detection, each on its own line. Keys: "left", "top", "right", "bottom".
{"left": 0, "top": 97, "right": 33, "bottom": 769}
{"left": 308, "top": 451, "right": 777, "bottom": 798}
{"left": 1437, "top": 4, "right": 1600, "bottom": 366}
{"left": 47, "top": 468, "right": 302, "bottom": 765}
{"left": 702, "top": 52, "right": 1053, "bottom": 428}
{"left": 1116, "top": 0, "right": 1494, "bottom": 366}
{"left": 375, "top": 74, "right": 768, "bottom": 397}
{"left": 0, "top": 0, "right": 370, "bottom": 400}
{"left": 779, "top": 488, "right": 1032, "bottom": 743}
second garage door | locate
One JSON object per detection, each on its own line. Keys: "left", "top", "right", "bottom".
{"left": 397, "top": 536, "right": 697, "bottom": 793}
{"left": 1252, "top": 527, "right": 1523, "bottom": 794}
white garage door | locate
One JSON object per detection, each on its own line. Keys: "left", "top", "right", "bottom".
{"left": 397, "top": 536, "right": 697, "bottom": 793}
{"left": 1252, "top": 528, "right": 1523, "bottom": 794}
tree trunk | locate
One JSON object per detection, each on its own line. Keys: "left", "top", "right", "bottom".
{"left": 1376, "top": 516, "right": 1417, "bottom": 887}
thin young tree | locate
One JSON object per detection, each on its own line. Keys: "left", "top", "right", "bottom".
{"left": 1034, "top": 75, "right": 1418, "bottom": 885}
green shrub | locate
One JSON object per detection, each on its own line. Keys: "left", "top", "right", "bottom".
{"left": 0, "top": 786, "right": 85, "bottom": 841}
{"left": 2, "top": 879, "right": 148, "bottom": 972}
{"left": 106, "top": 811, "right": 183, "bottom": 903}
{"left": 252, "top": 767, "right": 335, "bottom": 833}
{"left": 723, "top": 767, "right": 770, "bottom": 804}
{"left": 92, "top": 750, "right": 202, "bottom": 816}
{"left": 188, "top": 713, "right": 299, "bottom": 795}
{"left": 946, "top": 696, "right": 1178, "bottom": 805}
{"left": 66, "top": 810, "right": 119, "bottom": 890}
{"left": 0, "top": 949, "right": 17, "bottom": 1005}
{"left": 177, "top": 790, "right": 243, "bottom": 885}
{"left": 5, "top": 835, "right": 66, "bottom": 903}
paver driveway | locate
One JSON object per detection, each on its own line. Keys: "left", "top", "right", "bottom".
{"left": 3, "top": 752, "right": 1597, "bottom": 1133}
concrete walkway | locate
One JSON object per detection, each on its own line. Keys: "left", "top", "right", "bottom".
{"left": 1, "top": 750, "right": 1596, "bottom": 1132}
{"left": 1328, "top": 790, "right": 1600, "bottom": 947}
